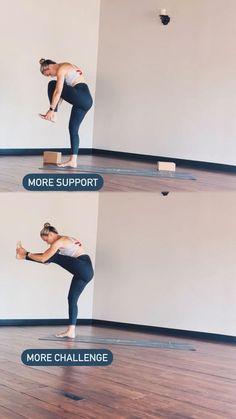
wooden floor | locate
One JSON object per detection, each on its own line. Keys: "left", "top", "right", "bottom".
{"left": 0, "top": 155, "right": 236, "bottom": 192}
{"left": 0, "top": 326, "right": 235, "bottom": 418}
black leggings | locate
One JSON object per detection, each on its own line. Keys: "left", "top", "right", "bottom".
{"left": 48, "top": 81, "right": 93, "bottom": 155}
{"left": 27, "top": 253, "right": 94, "bottom": 325}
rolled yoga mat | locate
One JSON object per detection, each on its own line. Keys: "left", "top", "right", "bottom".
{"left": 39, "top": 335, "right": 196, "bottom": 350}
{"left": 39, "top": 165, "right": 196, "bottom": 180}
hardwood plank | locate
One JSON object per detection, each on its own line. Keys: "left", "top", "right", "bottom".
{"left": 0, "top": 155, "right": 235, "bottom": 192}
{"left": 0, "top": 326, "right": 236, "bottom": 418}
{"left": 0, "top": 405, "right": 26, "bottom": 419}
{"left": 0, "top": 385, "right": 80, "bottom": 419}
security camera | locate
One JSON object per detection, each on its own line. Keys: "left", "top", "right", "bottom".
{"left": 161, "top": 191, "right": 169, "bottom": 196}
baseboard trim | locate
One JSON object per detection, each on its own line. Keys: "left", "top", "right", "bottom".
{"left": 0, "top": 319, "right": 92, "bottom": 326}
{"left": 92, "top": 320, "right": 236, "bottom": 343}
{"left": 1, "top": 318, "right": 235, "bottom": 343}
{"left": 0, "top": 147, "right": 235, "bottom": 172}
{"left": 92, "top": 149, "right": 236, "bottom": 173}
{"left": 0, "top": 148, "right": 92, "bottom": 156}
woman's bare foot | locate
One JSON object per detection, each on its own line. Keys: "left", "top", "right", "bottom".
{"left": 39, "top": 113, "right": 57, "bottom": 123}
{"left": 16, "top": 241, "right": 26, "bottom": 259}
{"left": 57, "top": 159, "right": 77, "bottom": 168}
{"left": 55, "top": 327, "right": 75, "bottom": 339}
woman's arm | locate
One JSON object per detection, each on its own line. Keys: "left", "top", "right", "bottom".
{"left": 16, "top": 238, "right": 63, "bottom": 263}
{"left": 41, "top": 68, "right": 65, "bottom": 121}
{"left": 50, "top": 68, "right": 65, "bottom": 110}
{"left": 16, "top": 248, "right": 53, "bottom": 263}
{"left": 26, "top": 253, "right": 44, "bottom": 264}
{"left": 27, "top": 240, "right": 62, "bottom": 263}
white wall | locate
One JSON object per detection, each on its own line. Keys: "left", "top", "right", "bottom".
{"left": 0, "top": 0, "right": 100, "bottom": 149}
{"left": 93, "top": 192, "right": 236, "bottom": 336}
{"left": 0, "top": 193, "right": 99, "bottom": 319}
{"left": 2, "top": 0, "right": 236, "bottom": 165}
{"left": 1, "top": 191, "right": 236, "bottom": 336}
{"left": 94, "top": 0, "right": 236, "bottom": 165}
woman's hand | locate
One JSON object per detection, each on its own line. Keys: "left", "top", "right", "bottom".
{"left": 16, "top": 245, "right": 27, "bottom": 260}
{"left": 39, "top": 110, "right": 56, "bottom": 122}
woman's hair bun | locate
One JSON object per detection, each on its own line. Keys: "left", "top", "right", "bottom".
{"left": 44, "top": 222, "right": 51, "bottom": 228}
{"left": 39, "top": 58, "right": 45, "bottom": 65}
{"left": 40, "top": 222, "right": 58, "bottom": 236}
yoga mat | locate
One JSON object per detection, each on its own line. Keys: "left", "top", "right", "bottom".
{"left": 39, "top": 165, "right": 196, "bottom": 180}
{"left": 39, "top": 335, "right": 196, "bottom": 350}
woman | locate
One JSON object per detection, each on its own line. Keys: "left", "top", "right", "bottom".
{"left": 16, "top": 223, "right": 94, "bottom": 339}
{"left": 39, "top": 59, "right": 93, "bottom": 168}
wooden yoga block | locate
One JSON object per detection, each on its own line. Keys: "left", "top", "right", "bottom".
{"left": 157, "top": 161, "right": 176, "bottom": 171}
{"left": 43, "top": 151, "right": 62, "bottom": 165}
